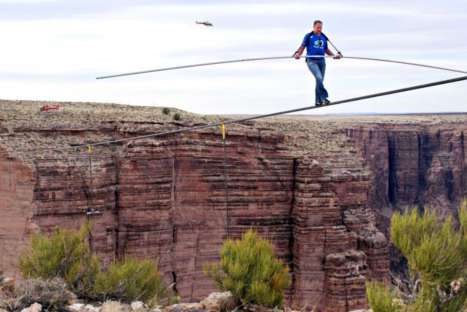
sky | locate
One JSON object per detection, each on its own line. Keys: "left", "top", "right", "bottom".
{"left": 0, "top": 0, "right": 466, "bottom": 115}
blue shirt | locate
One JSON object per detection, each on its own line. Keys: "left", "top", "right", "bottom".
{"left": 301, "top": 32, "right": 328, "bottom": 58}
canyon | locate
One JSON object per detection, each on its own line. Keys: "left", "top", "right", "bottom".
{"left": 1, "top": 100, "right": 466, "bottom": 311}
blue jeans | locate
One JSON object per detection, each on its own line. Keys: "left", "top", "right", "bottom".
{"left": 306, "top": 59, "right": 328, "bottom": 105}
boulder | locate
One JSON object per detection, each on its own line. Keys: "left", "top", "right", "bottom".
{"left": 0, "top": 277, "right": 15, "bottom": 295}
{"left": 200, "top": 292, "right": 236, "bottom": 312}
{"left": 68, "top": 303, "right": 85, "bottom": 312}
{"left": 131, "top": 301, "right": 146, "bottom": 311}
{"left": 83, "top": 304, "right": 101, "bottom": 312}
{"left": 21, "top": 303, "right": 42, "bottom": 312}
{"left": 164, "top": 303, "right": 206, "bottom": 312}
{"left": 101, "top": 301, "right": 131, "bottom": 312}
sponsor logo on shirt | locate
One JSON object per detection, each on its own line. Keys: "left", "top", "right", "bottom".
{"left": 313, "top": 39, "right": 325, "bottom": 49}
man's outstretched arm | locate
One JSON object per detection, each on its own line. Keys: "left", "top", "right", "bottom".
{"left": 294, "top": 34, "right": 309, "bottom": 59}
{"left": 326, "top": 47, "right": 342, "bottom": 59}
{"left": 294, "top": 46, "right": 305, "bottom": 59}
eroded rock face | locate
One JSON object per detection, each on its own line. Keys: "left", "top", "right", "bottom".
{"left": 4, "top": 103, "right": 467, "bottom": 312}
{"left": 346, "top": 124, "right": 467, "bottom": 231}
{"left": 0, "top": 149, "right": 35, "bottom": 278}
{"left": 117, "top": 131, "right": 295, "bottom": 300}
{"left": 345, "top": 124, "right": 467, "bottom": 277}
{"left": 12, "top": 102, "right": 458, "bottom": 312}
{"left": 0, "top": 135, "right": 386, "bottom": 311}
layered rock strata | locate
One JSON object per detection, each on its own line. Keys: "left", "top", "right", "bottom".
{"left": 16, "top": 102, "right": 467, "bottom": 311}
{"left": 345, "top": 124, "right": 467, "bottom": 232}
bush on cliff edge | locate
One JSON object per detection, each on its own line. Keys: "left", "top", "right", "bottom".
{"left": 19, "top": 223, "right": 100, "bottom": 298}
{"left": 0, "top": 278, "right": 75, "bottom": 312}
{"left": 205, "top": 230, "right": 291, "bottom": 308}
{"left": 366, "top": 281, "right": 402, "bottom": 312}
{"left": 93, "top": 257, "right": 168, "bottom": 305}
{"left": 18, "top": 223, "right": 172, "bottom": 305}
{"left": 367, "top": 201, "right": 467, "bottom": 312}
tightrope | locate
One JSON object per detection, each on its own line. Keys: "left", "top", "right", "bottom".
{"left": 96, "top": 55, "right": 467, "bottom": 80}
{"left": 72, "top": 74, "right": 467, "bottom": 150}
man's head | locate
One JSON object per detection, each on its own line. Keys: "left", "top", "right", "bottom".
{"left": 313, "top": 20, "right": 323, "bottom": 34}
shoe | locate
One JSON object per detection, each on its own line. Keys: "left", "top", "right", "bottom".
{"left": 315, "top": 102, "right": 323, "bottom": 107}
{"left": 323, "top": 99, "right": 331, "bottom": 105}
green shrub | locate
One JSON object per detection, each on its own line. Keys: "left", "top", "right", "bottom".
{"left": 93, "top": 257, "right": 168, "bottom": 305}
{"left": 205, "top": 230, "right": 291, "bottom": 308}
{"left": 17, "top": 224, "right": 173, "bottom": 305}
{"left": 460, "top": 200, "right": 467, "bottom": 260}
{"left": 17, "top": 224, "right": 175, "bottom": 305}
{"left": 173, "top": 113, "right": 181, "bottom": 121}
{"left": 1, "top": 278, "right": 75, "bottom": 312}
{"left": 376, "top": 201, "right": 467, "bottom": 312}
{"left": 366, "top": 281, "right": 401, "bottom": 312}
{"left": 162, "top": 107, "right": 171, "bottom": 115}
{"left": 19, "top": 223, "right": 100, "bottom": 298}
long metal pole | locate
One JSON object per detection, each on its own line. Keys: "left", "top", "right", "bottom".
{"left": 96, "top": 55, "right": 467, "bottom": 80}
{"left": 327, "top": 39, "right": 342, "bottom": 55}
{"left": 96, "top": 56, "right": 295, "bottom": 79}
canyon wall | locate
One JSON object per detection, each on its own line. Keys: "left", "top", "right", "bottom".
{"left": 0, "top": 121, "right": 387, "bottom": 312}
{"left": 0, "top": 147, "right": 35, "bottom": 276}
{"left": 346, "top": 124, "right": 467, "bottom": 232}
{"left": 5, "top": 102, "right": 466, "bottom": 311}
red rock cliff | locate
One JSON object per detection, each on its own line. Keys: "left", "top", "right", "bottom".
{"left": 346, "top": 122, "right": 467, "bottom": 232}
{"left": 9, "top": 103, "right": 452, "bottom": 312}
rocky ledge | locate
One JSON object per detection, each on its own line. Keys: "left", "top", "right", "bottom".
{"left": 8, "top": 291, "right": 372, "bottom": 312}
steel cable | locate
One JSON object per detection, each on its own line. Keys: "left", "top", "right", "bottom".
{"left": 73, "top": 74, "right": 467, "bottom": 150}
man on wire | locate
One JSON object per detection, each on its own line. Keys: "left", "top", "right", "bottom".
{"left": 294, "top": 20, "right": 342, "bottom": 106}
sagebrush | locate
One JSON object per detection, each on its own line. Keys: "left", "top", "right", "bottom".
{"left": 205, "top": 230, "right": 291, "bottom": 308}
{"left": 173, "top": 113, "right": 181, "bottom": 121}
{"left": 18, "top": 224, "right": 172, "bottom": 305}
{"left": 367, "top": 201, "right": 467, "bottom": 312}
{"left": 19, "top": 223, "right": 99, "bottom": 298}
{"left": 0, "top": 278, "right": 74, "bottom": 312}
{"left": 93, "top": 257, "right": 168, "bottom": 304}
{"left": 391, "top": 203, "right": 467, "bottom": 312}
{"left": 366, "top": 281, "right": 401, "bottom": 312}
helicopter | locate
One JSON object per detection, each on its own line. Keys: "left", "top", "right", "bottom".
{"left": 195, "top": 21, "right": 214, "bottom": 27}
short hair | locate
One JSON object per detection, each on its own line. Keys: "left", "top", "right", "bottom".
{"left": 313, "top": 20, "right": 323, "bottom": 26}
